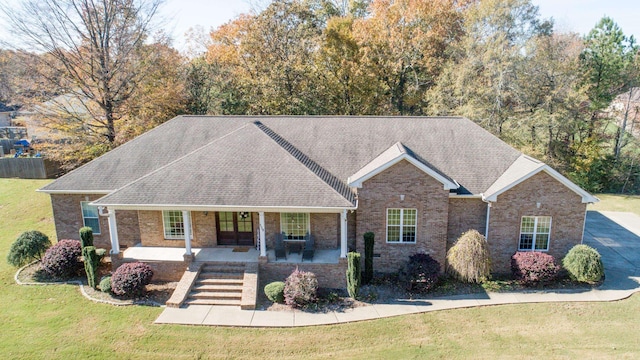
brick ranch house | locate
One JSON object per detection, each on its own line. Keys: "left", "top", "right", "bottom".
{"left": 39, "top": 116, "right": 597, "bottom": 295}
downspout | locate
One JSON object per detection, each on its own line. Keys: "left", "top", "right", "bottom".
{"left": 484, "top": 202, "right": 492, "bottom": 241}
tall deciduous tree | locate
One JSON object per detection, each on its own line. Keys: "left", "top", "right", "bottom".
{"left": 581, "top": 16, "right": 638, "bottom": 139}
{"left": 1, "top": 0, "right": 163, "bottom": 148}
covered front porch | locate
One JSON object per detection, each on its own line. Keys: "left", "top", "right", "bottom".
{"left": 120, "top": 244, "right": 342, "bottom": 264}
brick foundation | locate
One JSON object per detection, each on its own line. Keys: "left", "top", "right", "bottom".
{"left": 258, "top": 257, "right": 348, "bottom": 290}
{"left": 112, "top": 256, "right": 189, "bottom": 282}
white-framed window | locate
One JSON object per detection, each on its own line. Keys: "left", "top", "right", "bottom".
{"left": 163, "top": 210, "right": 192, "bottom": 240}
{"left": 81, "top": 201, "right": 100, "bottom": 235}
{"left": 280, "top": 213, "right": 310, "bottom": 240}
{"left": 387, "top": 208, "right": 417, "bottom": 243}
{"left": 519, "top": 216, "right": 552, "bottom": 251}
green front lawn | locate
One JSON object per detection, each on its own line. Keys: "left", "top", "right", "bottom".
{"left": 1, "top": 179, "right": 639, "bottom": 358}
{"left": 589, "top": 193, "right": 640, "bottom": 216}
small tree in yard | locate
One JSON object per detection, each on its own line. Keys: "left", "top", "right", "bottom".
{"left": 363, "top": 232, "right": 374, "bottom": 284}
{"left": 446, "top": 230, "right": 491, "bottom": 283}
{"left": 79, "top": 227, "right": 94, "bottom": 249}
{"left": 7, "top": 230, "right": 51, "bottom": 267}
{"left": 346, "top": 252, "right": 361, "bottom": 299}
{"left": 83, "top": 246, "right": 100, "bottom": 288}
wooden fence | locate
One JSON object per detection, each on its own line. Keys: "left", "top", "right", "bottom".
{"left": 0, "top": 158, "right": 62, "bottom": 179}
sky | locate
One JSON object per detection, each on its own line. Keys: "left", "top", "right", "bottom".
{"left": 161, "top": 0, "right": 640, "bottom": 52}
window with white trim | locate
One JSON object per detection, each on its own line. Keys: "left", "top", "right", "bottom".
{"left": 280, "top": 213, "right": 310, "bottom": 240}
{"left": 81, "top": 201, "right": 100, "bottom": 235}
{"left": 163, "top": 211, "right": 192, "bottom": 240}
{"left": 387, "top": 208, "right": 417, "bottom": 243}
{"left": 519, "top": 216, "right": 552, "bottom": 251}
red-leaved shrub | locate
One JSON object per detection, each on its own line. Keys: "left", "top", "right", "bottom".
{"left": 40, "top": 239, "right": 82, "bottom": 279}
{"left": 284, "top": 269, "right": 318, "bottom": 308}
{"left": 400, "top": 253, "right": 441, "bottom": 293}
{"left": 511, "top": 251, "right": 560, "bottom": 285}
{"left": 111, "top": 262, "right": 153, "bottom": 297}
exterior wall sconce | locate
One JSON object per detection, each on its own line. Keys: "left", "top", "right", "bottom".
{"left": 536, "top": 202, "right": 541, "bottom": 209}
{"left": 400, "top": 194, "right": 405, "bottom": 201}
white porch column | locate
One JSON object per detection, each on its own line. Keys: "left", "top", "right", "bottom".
{"left": 107, "top": 210, "right": 120, "bottom": 255}
{"left": 259, "top": 212, "right": 266, "bottom": 257}
{"left": 182, "top": 210, "right": 192, "bottom": 256}
{"left": 340, "top": 209, "right": 347, "bottom": 258}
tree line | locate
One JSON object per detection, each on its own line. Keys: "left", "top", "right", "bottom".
{"left": 1, "top": 0, "right": 639, "bottom": 193}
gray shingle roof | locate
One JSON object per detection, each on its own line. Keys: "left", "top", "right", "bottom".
{"left": 93, "top": 123, "right": 355, "bottom": 208}
{"left": 42, "top": 115, "right": 526, "bottom": 208}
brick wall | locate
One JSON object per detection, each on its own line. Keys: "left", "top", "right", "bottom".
{"left": 310, "top": 213, "right": 339, "bottom": 249}
{"left": 192, "top": 211, "right": 217, "bottom": 247}
{"left": 112, "top": 256, "right": 187, "bottom": 282}
{"left": 355, "top": 160, "right": 449, "bottom": 272}
{"left": 488, "top": 171, "right": 587, "bottom": 274}
{"left": 50, "top": 194, "right": 111, "bottom": 248}
{"left": 115, "top": 210, "right": 140, "bottom": 248}
{"left": 139, "top": 210, "right": 223, "bottom": 248}
{"left": 447, "top": 198, "right": 487, "bottom": 248}
{"left": 259, "top": 257, "right": 348, "bottom": 289}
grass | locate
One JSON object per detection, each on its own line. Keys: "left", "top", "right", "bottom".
{"left": 1, "top": 179, "right": 640, "bottom": 358}
{"left": 589, "top": 193, "right": 640, "bottom": 216}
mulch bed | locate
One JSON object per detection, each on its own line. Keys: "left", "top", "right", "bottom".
{"left": 16, "top": 261, "right": 177, "bottom": 306}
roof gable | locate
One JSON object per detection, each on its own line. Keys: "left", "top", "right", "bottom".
{"left": 483, "top": 155, "right": 599, "bottom": 203}
{"left": 348, "top": 142, "right": 459, "bottom": 190}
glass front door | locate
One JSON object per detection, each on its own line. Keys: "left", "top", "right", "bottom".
{"left": 216, "top": 212, "right": 254, "bottom": 246}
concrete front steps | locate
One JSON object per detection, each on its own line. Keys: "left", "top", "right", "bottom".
{"left": 166, "top": 262, "right": 258, "bottom": 310}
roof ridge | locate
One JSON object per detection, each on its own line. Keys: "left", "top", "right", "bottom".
{"left": 253, "top": 121, "right": 356, "bottom": 204}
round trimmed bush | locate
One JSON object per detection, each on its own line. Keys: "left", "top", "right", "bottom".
{"left": 7, "top": 230, "right": 52, "bottom": 267}
{"left": 284, "top": 269, "right": 318, "bottom": 308}
{"left": 400, "top": 253, "right": 441, "bottom": 293}
{"left": 264, "top": 281, "right": 285, "bottom": 303}
{"left": 111, "top": 262, "right": 153, "bottom": 297}
{"left": 563, "top": 245, "right": 604, "bottom": 283}
{"left": 40, "top": 239, "right": 82, "bottom": 279}
{"left": 511, "top": 251, "right": 560, "bottom": 285}
{"left": 99, "top": 276, "right": 112, "bottom": 293}
{"left": 446, "top": 230, "right": 491, "bottom": 283}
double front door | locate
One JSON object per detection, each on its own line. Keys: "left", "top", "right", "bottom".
{"left": 216, "top": 211, "right": 254, "bottom": 246}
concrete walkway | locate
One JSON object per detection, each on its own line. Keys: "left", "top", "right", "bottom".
{"left": 155, "top": 211, "right": 640, "bottom": 327}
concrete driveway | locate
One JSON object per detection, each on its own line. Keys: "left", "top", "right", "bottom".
{"left": 583, "top": 211, "right": 640, "bottom": 289}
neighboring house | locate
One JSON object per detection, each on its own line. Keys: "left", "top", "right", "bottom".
{"left": 0, "top": 102, "right": 17, "bottom": 127}
{"left": 39, "top": 116, "right": 597, "bottom": 291}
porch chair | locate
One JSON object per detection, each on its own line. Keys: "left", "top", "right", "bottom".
{"left": 275, "top": 232, "right": 287, "bottom": 260}
{"left": 302, "top": 233, "right": 315, "bottom": 262}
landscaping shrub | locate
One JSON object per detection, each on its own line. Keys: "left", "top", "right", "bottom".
{"left": 363, "top": 232, "right": 374, "bottom": 284}
{"left": 83, "top": 246, "right": 100, "bottom": 288}
{"left": 563, "top": 245, "right": 605, "bottom": 283}
{"left": 111, "top": 262, "right": 153, "bottom": 297}
{"left": 40, "top": 239, "right": 82, "bottom": 279}
{"left": 511, "top": 251, "right": 560, "bottom": 285}
{"left": 99, "top": 276, "right": 112, "bottom": 293}
{"left": 79, "top": 226, "right": 94, "bottom": 248}
{"left": 264, "top": 281, "right": 285, "bottom": 303}
{"left": 7, "top": 230, "right": 51, "bottom": 267}
{"left": 283, "top": 268, "right": 318, "bottom": 308}
{"left": 446, "top": 230, "right": 491, "bottom": 283}
{"left": 399, "top": 253, "right": 441, "bottom": 293}
{"left": 346, "top": 252, "right": 361, "bottom": 298}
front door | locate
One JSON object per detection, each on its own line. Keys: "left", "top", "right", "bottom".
{"left": 216, "top": 211, "right": 254, "bottom": 246}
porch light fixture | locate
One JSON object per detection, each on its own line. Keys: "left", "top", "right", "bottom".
{"left": 536, "top": 202, "right": 541, "bottom": 209}
{"left": 400, "top": 194, "right": 405, "bottom": 201}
